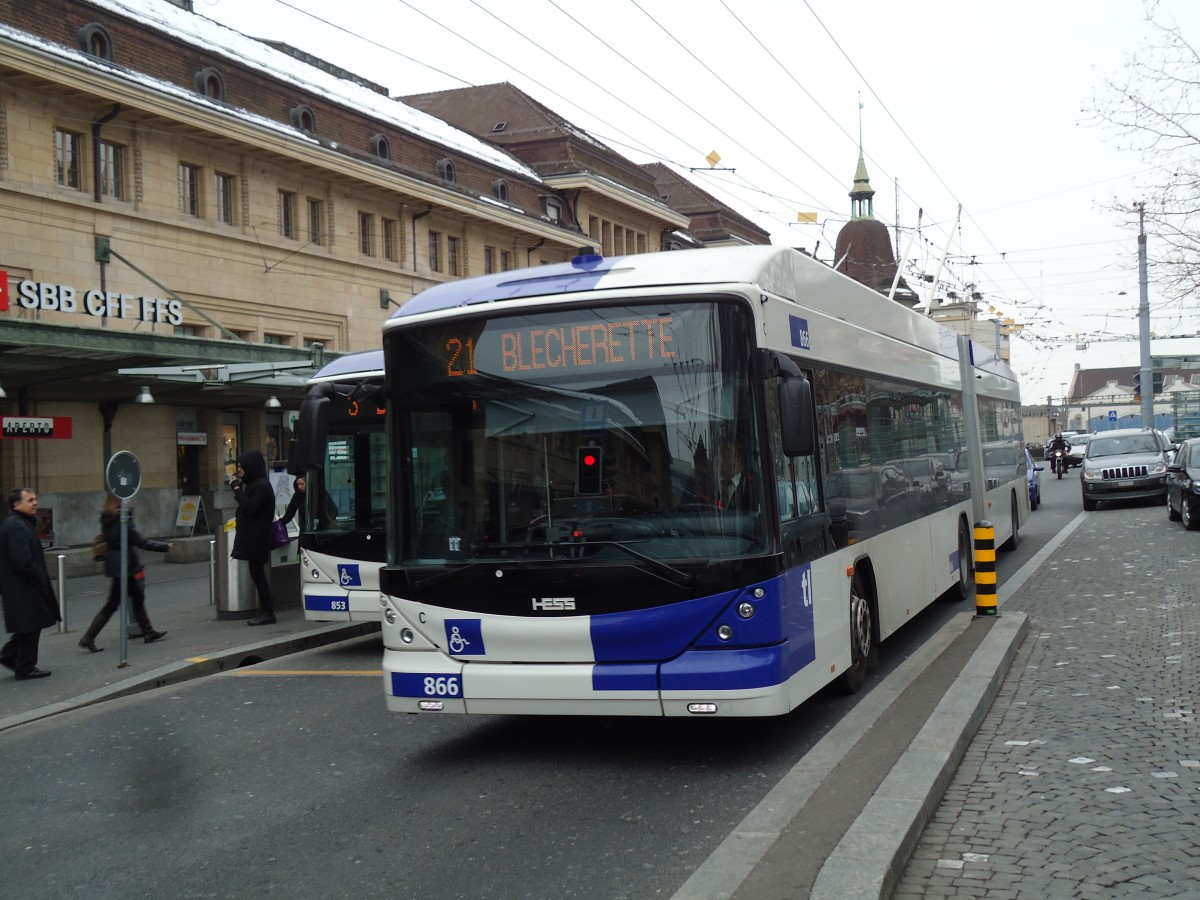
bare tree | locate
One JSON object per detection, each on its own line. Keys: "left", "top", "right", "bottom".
{"left": 1088, "top": 1, "right": 1200, "bottom": 309}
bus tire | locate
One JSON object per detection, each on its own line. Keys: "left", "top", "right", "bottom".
{"left": 1000, "top": 493, "right": 1020, "bottom": 552}
{"left": 953, "top": 518, "right": 973, "bottom": 601}
{"left": 840, "top": 573, "right": 872, "bottom": 694}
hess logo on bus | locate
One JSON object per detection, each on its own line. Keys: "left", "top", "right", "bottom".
{"left": 532, "top": 597, "right": 576, "bottom": 611}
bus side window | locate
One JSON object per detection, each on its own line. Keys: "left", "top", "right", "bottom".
{"left": 793, "top": 454, "right": 818, "bottom": 516}
{"left": 767, "top": 376, "right": 796, "bottom": 520}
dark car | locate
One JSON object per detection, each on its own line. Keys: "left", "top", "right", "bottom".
{"left": 1080, "top": 428, "right": 1170, "bottom": 511}
{"left": 1025, "top": 448, "right": 1042, "bottom": 510}
{"left": 1166, "top": 438, "right": 1200, "bottom": 529}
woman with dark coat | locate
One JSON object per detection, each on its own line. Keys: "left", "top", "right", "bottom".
{"left": 276, "top": 475, "right": 308, "bottom": 532}
{"left": 0, "top": 487, "right": 61, "bottom": 679}
{"left": 79, "top": 493, "right": 170, "bottom": 652}
{"left": 231, "top": 449, "right": 277, "bottom": 625}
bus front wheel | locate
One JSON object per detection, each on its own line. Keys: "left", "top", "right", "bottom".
{"left": 953, "top": 518, "right": 973, "bottom": 601}
{"left": 1000, "top": 493, "right": 1020, "bottom": 552}
{"left": 841, "top": 575, "right": 872, "bottom": 694}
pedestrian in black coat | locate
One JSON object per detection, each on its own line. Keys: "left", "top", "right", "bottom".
{"left": 78, "top": 493, "right": 170, "bottom": 652}
{"left": 0, "top": 487, "right": 60, "bottom": 680}
{"left": 231, "top": 449, "right": 277, "bottom": 625}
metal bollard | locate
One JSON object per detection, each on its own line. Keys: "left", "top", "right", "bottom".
{"left": 974, "top": 520, "right": 997, "bottom": 616}
{"left": 209, "top": 539, "right": 217, "bottom": 605}
{"left": 57, "top": 553, "right": 68, "bottom": 633}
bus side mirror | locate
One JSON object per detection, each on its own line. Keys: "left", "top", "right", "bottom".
{"left": 779, "top": 377, "right": 815, "bottom": 457}
{"left": 293, "top": 386, "right": 331, "bottom": 472}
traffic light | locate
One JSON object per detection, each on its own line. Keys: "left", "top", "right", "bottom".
{"left": 577, "top": 446, "right": 603, "bottom": 495}
{"left": 1152, "top": 371, "right": 1164, "bottom": 393}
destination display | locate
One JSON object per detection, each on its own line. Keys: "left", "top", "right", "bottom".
{"left": 401, "top": 302, "right": 721, "bottom": 388}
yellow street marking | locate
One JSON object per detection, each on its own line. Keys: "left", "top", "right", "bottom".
{"left": 232, "top": 669, "right": 383, "bottom": 677}
{"left": 186, "top": 657, "right": 210, "bottom": 663}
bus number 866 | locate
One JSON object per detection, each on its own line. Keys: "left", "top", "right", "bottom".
{"left": 424, "top": 676, "right": 461, "bottom": 696}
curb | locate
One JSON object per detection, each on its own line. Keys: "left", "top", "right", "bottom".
{"left": 0, "top": 621, "right": 379, "bottom": 734}
{"left": 810, "top": 610, "right": 1028, "bottom": 899}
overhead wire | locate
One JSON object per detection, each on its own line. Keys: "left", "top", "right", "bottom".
{"left": 208, "top": 0, "right": 1186, "bottom": 361}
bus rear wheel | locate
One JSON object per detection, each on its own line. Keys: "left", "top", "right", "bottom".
{"left": 841, "top": 575, "right": 872, "bottom": 694}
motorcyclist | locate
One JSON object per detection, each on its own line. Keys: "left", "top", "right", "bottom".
{"left": 1048, "top": 432, "right": 1071, "bottom": 454}
{"left": 1047, "top": 432, "right": 1071, "bottom": 473}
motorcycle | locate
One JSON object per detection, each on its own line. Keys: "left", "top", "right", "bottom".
{"left": 1051, "top": 448, "right": 1067, "bottom": 479}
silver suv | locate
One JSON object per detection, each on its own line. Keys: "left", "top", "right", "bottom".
{"left": 1080, "top": 428, "right": 1170, "bottom": 511}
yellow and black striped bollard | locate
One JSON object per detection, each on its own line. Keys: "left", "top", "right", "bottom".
{"left": 974, "top": 520, "right": 997, "bottom": 616}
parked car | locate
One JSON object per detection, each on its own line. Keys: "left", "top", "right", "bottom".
{"left": 1066, "top": 432, "right": 1092, "bottom": 467}
{"left": 1166, "top": 437, "right": 1200, "bottom": 529}
{"left": 1025, "top": 448, "right": 1043, "bottom": 510}
{"left": 1080, "top": 428, "right": 1170, "bottom": 511}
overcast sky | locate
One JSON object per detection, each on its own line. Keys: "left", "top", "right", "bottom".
{"left": 194, "top": 0, "right": 1200, "bottom": 402}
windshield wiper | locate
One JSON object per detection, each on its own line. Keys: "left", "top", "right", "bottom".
{"left": 572, "top": 539, "right": 695, "bottom": 588}
{"left": 457, "top": 539, "right": 695, "bottom": 588}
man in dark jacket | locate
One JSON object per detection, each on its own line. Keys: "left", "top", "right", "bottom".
{"left": 0, "top": 487, "right": 60, "bottom": 679}
{"left": 231, "top": 450, "right": 277, "bottom": 625}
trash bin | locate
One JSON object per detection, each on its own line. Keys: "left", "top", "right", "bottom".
{"left": 268, "top": 531, "right": 300, "bottom": 610}
{"left": 215, "top": 518, "right": 256, "bottom": 619}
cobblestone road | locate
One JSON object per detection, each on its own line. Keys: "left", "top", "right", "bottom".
{"left": 895, "top": 503, "right": 1199, "bottom": 898}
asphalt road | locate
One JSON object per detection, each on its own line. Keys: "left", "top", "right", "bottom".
{"left": 0, "top": 481, "right": 1076, "bottom": 900}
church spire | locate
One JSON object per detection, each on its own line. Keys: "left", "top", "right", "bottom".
{"left": 850, "top": 95, "right": 875, "bottom": 220}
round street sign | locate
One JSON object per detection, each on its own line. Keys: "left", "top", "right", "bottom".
{"left": 105, "top": 450, "right": 142, "bottom": 500}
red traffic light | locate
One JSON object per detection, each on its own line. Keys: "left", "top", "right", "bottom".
{"left": 577, "top": 446, "right": 603, "bottom": 494}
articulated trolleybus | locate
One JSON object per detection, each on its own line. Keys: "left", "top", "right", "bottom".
{"left": 292, "top": 350, "right": 388, "bottom": 621}
{"left": 376, "top": 246, "right": 1025, "bottom": 717}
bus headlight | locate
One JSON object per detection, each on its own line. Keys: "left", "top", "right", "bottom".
{"left": 717, "top": 624, "right": 733, "bottom": 641}
{"left": 399, "top": 625, "right": 413, "bottom": 642}
{"left": 737, "top": 602, "right": 755, "bottom": 619}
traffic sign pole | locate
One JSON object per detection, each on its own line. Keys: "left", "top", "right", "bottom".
{"left": 105, "top": 451, "right": 142, "bottom": 669}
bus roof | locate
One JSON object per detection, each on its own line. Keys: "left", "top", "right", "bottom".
{"left": 383, "top": 245, "right": 1018, "bottom": 385}
{"left": 386, "top": 246, "right": 822, "bottom": 320}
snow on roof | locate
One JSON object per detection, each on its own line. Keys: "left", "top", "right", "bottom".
{"left": 19, "top": 0, "right": 539, "bottom": 180}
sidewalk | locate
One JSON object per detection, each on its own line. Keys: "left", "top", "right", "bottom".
{"left": 891, "top": 502, "right": 1200, "bottom": 898}
{"left": 0, "top": 554, "right": 376, "bottom": 731}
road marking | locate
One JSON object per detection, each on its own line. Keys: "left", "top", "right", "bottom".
{"left": 232, "top": 669, "right": 382, "bottom": 677}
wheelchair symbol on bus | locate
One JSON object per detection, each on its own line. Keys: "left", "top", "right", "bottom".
{"left": 444, "top": 619, "right": 485, "bottom": 655}
{"left": 338, "top": 564, "right": 361, "bottom": 586}
{"left": 448, "top": 626, "right": 470, "bottom": 654}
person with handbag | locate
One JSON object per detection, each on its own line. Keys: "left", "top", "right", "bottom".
{"left": 230, "top": 449, "right": 277, "bottom": 626}
{"left": 78, "top": 493, "right": 170, "bottom": 653}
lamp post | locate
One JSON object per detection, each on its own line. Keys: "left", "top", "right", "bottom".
{"left": 1135, "top": 202, "right": 1153, "bottom": 429}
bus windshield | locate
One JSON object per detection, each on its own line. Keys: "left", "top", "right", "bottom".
{"left": 387, "top": 299, "right": 766, "bottom": 564}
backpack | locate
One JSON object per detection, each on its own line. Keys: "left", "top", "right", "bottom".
{"left": 91, "top": 532, "right": 108, "bottom": 562}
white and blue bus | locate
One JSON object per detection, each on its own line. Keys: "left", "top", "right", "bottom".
{"left": 291, "top": 351, "right": 388, "bottom": 621}
{"left": 372, "top": 246, "right": 1025, "bottom": 716}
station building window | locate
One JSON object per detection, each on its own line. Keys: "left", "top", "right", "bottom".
{"left": 307, "top": 198, "right": 325, "bottom": 246}
{"left": 215, "top": 172, "right": 236, "bottom": 224}
{"left": 55, "top": 129, "right": 84, "bottom": 190}
{"left": 278, "top": 190, "right": 296, "bottom": 238}
{"left": 178, "top": 162, "right": 201, "bottom": 216}
{"left": 359, "top": 211, "right": 375, "bottom": 256}
{"left": 98, "top": 140, "right": 125, "bottom": 200}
